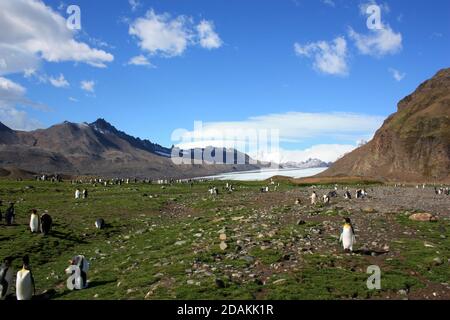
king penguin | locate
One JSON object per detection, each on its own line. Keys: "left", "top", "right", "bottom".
{"left": 29, "top": 209, "right": 40, "bottom": 233}
{"left": 40, "top": 213, "right": 52, "bottom": 236}
{"left": 67, "top": 255, "right": 90, "bottom": 289}
{"left": 339, "top": 218, "right": 356, "bottom": 252}
{"left": 16, "top": 255, "right": 35, "bottom": 300}
{"left": 0, "top": 257, "right": 14, "bottom": 300}
{"left": 95, "top": 218, "right": 105, "bottom": 229}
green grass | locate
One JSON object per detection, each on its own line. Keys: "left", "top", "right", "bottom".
{"left": 0, "top": 180, "right": 448, "bottom": 300}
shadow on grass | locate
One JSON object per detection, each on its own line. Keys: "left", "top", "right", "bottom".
{"left": 51, "top": 279, "right": 117, "bottom": 299}
{"left": 354, "top": 249, "right": 389, "bottom": 256}
{"left": 49, "top": 230, "right": 89, "bottom": 244}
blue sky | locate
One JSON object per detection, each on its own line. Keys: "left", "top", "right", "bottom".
{"left": 0, "top": 0, "right": 449, "bottom": 162}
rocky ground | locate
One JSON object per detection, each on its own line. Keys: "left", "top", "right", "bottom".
{"left": 0, "top": 180, "right": 448, "bottom": 300}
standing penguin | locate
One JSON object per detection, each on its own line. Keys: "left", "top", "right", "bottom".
{"left": 66, "top": 255, "right": 90, "bottom": 290}
{"left": 344, "top": 190, "right": 352, "bottom": 199}
{"left": 16, "top": 255, "right": 35, "bottom": 300}
{"left": 5, "top": 203, "right": 15, "bottom": 226}
{"left": 323, "top": 194, "right": 330, "bottom": 204}
{"left": 0, "top": 257, "right": 14, "bottom": 300}
{"left": 75, "top": 189, "right": 80, "bottom": 199}
{"left": 310, "top": 191, "right": 317, "bottom": 205}
{"left": 40, "top": 213, "right": 52, "bottom": 236}
{"left": 29, "top": 209, "right": 40, "bottom": 233}
{"left": 339, "top": 218, "right": 356, "bottom": 252}
{"left": 95, "top": 218, "right": 105, "bottom": 229}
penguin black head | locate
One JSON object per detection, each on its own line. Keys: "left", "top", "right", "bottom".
{"left": 22, "top": 255, "right": 32, "bottom": 270}
{"left": 3, "top": 256, "right": 13, "bottom": 266}
{"left": 344, "top": 217, "right": 351, "bottom": 224}
{"left": 31, "top": 209, "right": 37, "bottom": 214}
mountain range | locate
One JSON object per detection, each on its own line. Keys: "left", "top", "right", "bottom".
{"left": 0, "top": 119, "right": 260, "bottom": 179}
{"left": 279, "top": 158, "right": 331, "bottom": 169}
{"left": 319, "top": 68, "right": 450, "bottom": 183}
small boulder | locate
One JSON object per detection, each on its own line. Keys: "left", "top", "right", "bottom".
{"left": 220, "top": 241, "right": 228, "bottom": 251}
{"left": 409, "top": 213, "right": 437, "bottom": 222}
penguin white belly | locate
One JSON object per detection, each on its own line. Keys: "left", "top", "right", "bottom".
{"left": 16, "top": 270, "right": 33, "bottom": 300}
{"left": 30, "top": 214, "right": 39, "bottom": 233}
{"left": 341, "top": 228, "right": 354, "bottom": 251}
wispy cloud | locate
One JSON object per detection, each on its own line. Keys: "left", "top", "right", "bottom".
{"left": 129, "top": 0, "right": 141, "bottom": 12}
{"left": 127, "top": 55, "right": 154, "bottom": 67}
{"left": 80, "top": 80, "right": 95, "bottom": 93}
{"left": 322, "top": 0, "right": 336, "bottom": 7}
{"left": 294, "top": 37, "right": 349, "bottom": 76}
{"left": 197, "top": 20, "right": 223, "bottom": 49}
{"left": 348, "top": 25, "right": 402, "bottom": 57}
{"left": 49, "top": 74, "right": 69, "bottom": 88}
{"left": 389, "top": 68, "right": 406, "bottom": 81}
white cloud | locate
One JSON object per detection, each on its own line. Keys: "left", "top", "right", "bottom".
{"left": 129, "top": 10, "right": 193, "bottom": 57}
{"left": 80, "top": 80, "right": 95, "bottom": 93}
{"left": 0, "top": 77, "right": 42, "bottom": 130}
{"left": 129, "top": 0, "right": 141, "bottom": 12}
{"left": 0, "top": 0, "right": 114, "bottom": 75}
{"left": 197, "top": 20, "right": 223, "bottom": 49}
{"left": 69, "top": 97, "right": 78, "bottom": 102}
{"left": 389, "top": 68, "right": 405, "bottom": 81}
{"left": 127, "top": 55, "right": 154, "bottom": 67}
{"left": 348, "top": 25, "right": 402, "bottom": 57}
{"left": 274, "top": 145, "right": 356, "bottom": 163}
{"left": 173, "top": 111, "right": 384, "bottom": 162}
{"left": 129, "top": 9, "right": 222, "bottom": 58}
{"left": 49, "top": 74, "right": 69, "bottom": 88}
{"left": 294, "top": 37, "right": 349, "bottom": 76}
{"left": 359, "top": 1, "right": 390, "bottom": 15}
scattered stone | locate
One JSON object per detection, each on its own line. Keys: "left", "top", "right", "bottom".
{"left": 220, "top": 241, "right": 228, "bottom": 251}
{"left": 273, "top": 279, "right": 286, "bottom": 285}
{"left": 432, "top": 257, "right": 443, "bottom": 266}
{"left": 398, "top": 289, "right": 408, "bottom": 295}
{"left": 175, "top": 240, "right": 187, "bottom": 246}
{"left": 409, "top": 213, "right": 437, "bottom": 222}
{"left": 242, "top": 256, "right": 255, "bottom": 264}
{"left": 219, "top": 233, "right": 227, "bottom": 241}
{"left": 362, "top": 207, "right": 376, "bottom": 213}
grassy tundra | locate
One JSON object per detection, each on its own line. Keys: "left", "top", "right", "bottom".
{"left": 0, "top": 179, "right": 449, "bottom": 300}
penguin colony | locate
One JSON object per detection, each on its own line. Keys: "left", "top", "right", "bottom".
{"left": 1, "top": 179, "right": 448, "bottom": 300}
{"left": 0, "top": 199, "right": 100, "bottom": 299}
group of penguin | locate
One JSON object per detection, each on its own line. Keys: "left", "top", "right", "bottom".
{"left": 29, "top": 209, "right": 53, "bottom": 235}
{"left": 0, "top": 191, "right": 106, "bottom": 300}
{"left": 0, "top": 254, "right": 90, "bottom": 300}
{"left": 0, "top": 256, "right": 35, "bottom": 300}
